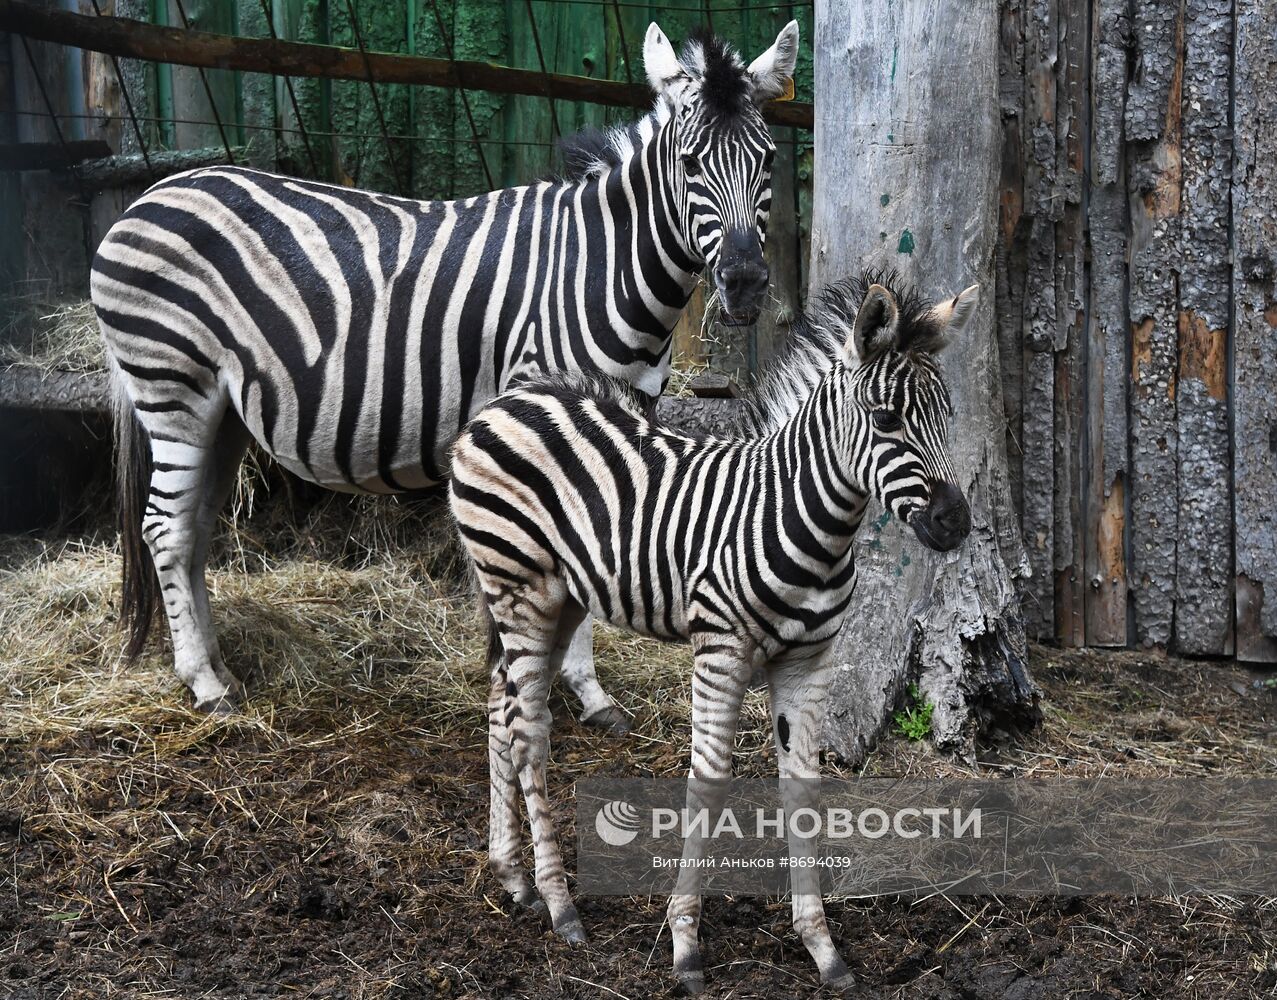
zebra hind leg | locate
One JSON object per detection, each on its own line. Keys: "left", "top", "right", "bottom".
{"left": 558, "top": 615, "right": 630, "bottom": 735}
{"left": 139, "top": 412, "right": 243, "bottom": 713}
{"left": 491, "top": 595, "right": 587, "bottom": 944}
{"left": 768, "top": 655, "right": 855, "bottom": 991}
{"left": 187, "top": 410, "right": 252, "bottom": 706}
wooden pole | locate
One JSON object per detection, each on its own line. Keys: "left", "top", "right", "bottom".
{"left": 0, "top": 0, "right": 815, "bottom": 129}
{"left": 810, "top": 0, "right": 1038, "bottom": 763}
{"left": 1232, "top": 0, "right": 1277, "bottom": 663}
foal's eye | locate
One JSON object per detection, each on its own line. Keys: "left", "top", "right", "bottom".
{"left": 872, "top": 410, "right": 903, "bottom": 433}
{"left": 681, "top": 153, "right": 702, "bottom": 176}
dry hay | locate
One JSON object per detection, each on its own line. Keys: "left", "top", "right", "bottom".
{"left": 0, "top": 297, "right": 104, "bottom": 374}
{"left": 2, "top": 525, "right": 1276, "bottom": 997}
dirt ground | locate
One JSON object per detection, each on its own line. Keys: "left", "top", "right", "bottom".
{"left": 2, "top": 530, "right": 1276, "bottom": 999}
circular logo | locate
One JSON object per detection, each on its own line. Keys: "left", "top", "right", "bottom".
{"left": 594, "top": 800, "right": 641, "bottom": 846}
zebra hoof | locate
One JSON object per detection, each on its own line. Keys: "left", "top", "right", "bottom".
{"left": 194, "top": 693, "right": 240, "bottom": 716}
{"left": 555, "top": 918, "right": 588, "bottom": 945}
{"left": 581, "top": 705, "right": 631, "bottom": 735}
{"left": 821, "top": 968, "right": 856, "bottom": 992}
{"left": 674, "top": 971, "right": 705, "bottom": 995}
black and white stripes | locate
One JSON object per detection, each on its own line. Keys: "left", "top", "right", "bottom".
{"left": 94, "top": 21, "right": 799, "bottom": 713}
{"left": 450, "top": 273, "right": 979, "bottom": 992}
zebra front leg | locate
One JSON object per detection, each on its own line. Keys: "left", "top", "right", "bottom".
{"left": 502, "top": 620, "right": 586, "bottom": 943}
{"left": 667, "top": 639, "right": 751, "bottom": 994}
{"left": 558, "top": 616, "right": 630, "bottom": 734}
{"left": 768, "top": 655, "right": 855, "bottom": 991}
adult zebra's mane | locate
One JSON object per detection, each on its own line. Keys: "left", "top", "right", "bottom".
{"left": 739, "top": 269, "right": 947, "bottom": 435}
{"left": 553, "top": 30, "right": 755, "bottom": 182}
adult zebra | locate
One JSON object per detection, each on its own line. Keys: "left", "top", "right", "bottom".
{"left": 93, "top": 22, "right": 799, "bottom": 714}
{"left": 449, "top": 272, "right": 978, "bottom": 991}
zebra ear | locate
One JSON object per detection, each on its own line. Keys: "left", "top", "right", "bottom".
{"left": 644, "top": 23, "right": 689, "bottom": 101}
{"left": 848, "top": 284, "right": 901, "bottom": 363}
{"left": 748, "top": 20, "right": 800, "bottom": 103}
{"left": 926, "top": 284, "right": 980, "bottom": 347}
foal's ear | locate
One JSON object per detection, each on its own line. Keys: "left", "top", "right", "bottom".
{"left": 644, "top": 23, "right": 690, "bottom": 102}
{"left": 930, "top": 284, "right": 980, "bottom": 342}
{"left": 845, "top": 284, "right": 901, "bottom": 363}
{"left": 748, "top": 20, "right": 800, "bottom": 103}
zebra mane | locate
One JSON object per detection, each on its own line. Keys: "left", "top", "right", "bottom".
{"left": 738, "top": 269, "right": 948, "bottom": 435}
{"left": 553, "top": 29, "right": 753, "bottom": 182}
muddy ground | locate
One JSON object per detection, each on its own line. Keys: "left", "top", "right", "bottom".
{"left": 2, "top": 533, "right": 1276, "bottom": 999}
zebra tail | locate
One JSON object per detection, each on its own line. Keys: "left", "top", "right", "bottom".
{"left": 110, "top": 361, "right": 158, "bottom": 658}
{"left": 482, "top": 597, "right": 506, "bottom": 675}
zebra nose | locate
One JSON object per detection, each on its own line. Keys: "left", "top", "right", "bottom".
{"left": 716, "top": 262, "right": 769, "bottom": 302}
{"left": 931, "top": 483, "right": 971, "bottom": 536}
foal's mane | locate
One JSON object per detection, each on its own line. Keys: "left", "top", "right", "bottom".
{"left": 738, "top": 269, "right": 945, "bottom": 436}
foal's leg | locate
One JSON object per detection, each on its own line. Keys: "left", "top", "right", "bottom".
{"left": 558, "top": 615, "right": 630, "bottom": 734}
{"left": 768, "top": 654, "right": 854, "bottom": 990}
{"left": 666, "top": 636, "right": 751, "bottom": 994}
{"left": 492, "top": 594, "right": 587, "bottom": 942}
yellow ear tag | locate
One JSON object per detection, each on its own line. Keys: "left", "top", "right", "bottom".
{"left": 778, "top": 77, "right": 796, "bottom": 102}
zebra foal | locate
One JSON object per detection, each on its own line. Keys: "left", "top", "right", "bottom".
{"left": 93, "top": 22, "right": 797, "bottom": 716}
{"left": 450, "top": 272, "right": 979, "bottom": 991}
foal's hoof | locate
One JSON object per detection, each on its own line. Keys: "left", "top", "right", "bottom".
{"left": 674, "top": 971, "right": 705, "bottom": 996}
{"left": 581, "top": 705, "right": 631, "bottom": 735}
{"left": 194, "top": 693, "right": 240, "bottom": 716}
{"left": 821, "top": 968, "right": 857, "bottom": 992}
{"left": 555, "top": 918, "right": 588, "bottom": 945}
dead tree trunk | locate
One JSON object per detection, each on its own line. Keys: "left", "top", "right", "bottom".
{"left": 810, "top": 0, "right": 1039, "bottom": 763}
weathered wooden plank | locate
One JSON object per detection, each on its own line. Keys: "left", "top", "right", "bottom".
{"left": 0, "top": 367, "right": 109, "bottom": 411}
{"left": 1126, "top": 0, "right": 1182, "bottom": 648}
{"left": 996, "top": 0, "right": 1025, "bottom": 526}
{"left": 0, "top": 0, "right": 815, "bottom": 127}
{"left": 1018, "top": 0, "right": 1057, "bottom": 640}
{"left": 1232, "top": 0, "right": 1277, "bottom": 663}
{"left": 1084, "top": 0, "right": 1130, "bottom": 647}
{"left": 75, "top": 144, "right": 240, "bottom": 185}
{"left": 1173, "top": 0, "right": 1233, "bottom": 656}
{"left": 1052, "top": 0, "right": 1086, "bottom": 647}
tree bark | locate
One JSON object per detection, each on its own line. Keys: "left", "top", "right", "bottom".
{"left": 810, "top": 0, "right": 1038, "bottom": 764}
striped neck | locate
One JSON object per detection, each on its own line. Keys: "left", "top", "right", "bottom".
{"left": 775, "top": 368, "right": 869, "bottom": 557}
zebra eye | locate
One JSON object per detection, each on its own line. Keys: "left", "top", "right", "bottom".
{"left": 872, "top": 410, "right": 903, "bottom": 433}
{"left": 681, "top": 154, "right": 702, "bottom": 177}
{"left": 763, "top": 149, "right": 776, "bottom": 170}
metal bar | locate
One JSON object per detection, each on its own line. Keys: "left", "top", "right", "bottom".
{"left": 88, "top": 0, "right": 155, "bottom": 181}
{"left": 609, "top": 0, "right": 632, "bottom": 86}
{"left": 425, "top": 0, "right": 494, "bottom": 189}
{"left": 257, "top": 0, "right": 320, "bottom": 176}
{"left": 170, "top": 0, "right": 236, "bottom": 165}
{"left": 340, "top": 0, "right": 408, "bottom": 195}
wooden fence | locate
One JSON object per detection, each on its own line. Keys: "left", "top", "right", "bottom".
{"left": 998, "top": 0, "right": 1277, "bottom": 662}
